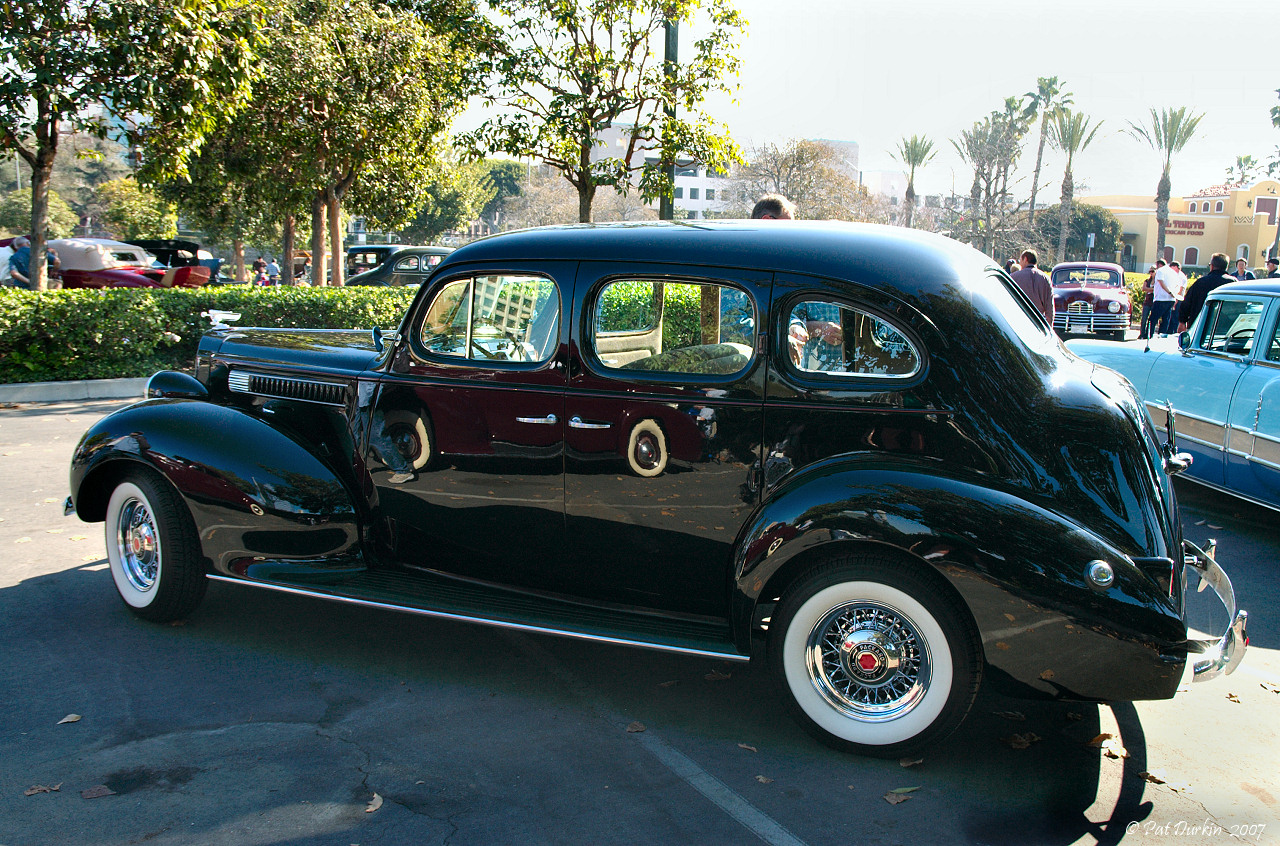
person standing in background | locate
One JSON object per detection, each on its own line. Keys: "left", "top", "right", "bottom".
{"left": 1009, "top": 249, "right": 1054, "bottom": 325}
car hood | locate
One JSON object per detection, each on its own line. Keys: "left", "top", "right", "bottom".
{"left": 207, "top": 328, "right": 384, "bottom": 377}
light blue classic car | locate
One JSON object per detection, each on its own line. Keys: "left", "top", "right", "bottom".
{"left": 1067, "top": 279, "right": 1280, "bottom": 511}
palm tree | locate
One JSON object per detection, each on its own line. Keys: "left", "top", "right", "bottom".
{"left": 1049, "top": 109, "right": 1102, "bottom": 263}
{"left": 1128, "top": 107, "right": 1204, "bottom": 262}
{"left": 893, "top": 134, "right": 936, "bottom": 229}
{"left": 1225, "top": 154, "right": 1260, "bottom": 188}
{"left": 1024, "top": 77, "right": 1072, "bottom": 224}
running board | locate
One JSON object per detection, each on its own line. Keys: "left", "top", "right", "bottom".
{"left": 206, "top": 572, "right": 748, "bottom": 662}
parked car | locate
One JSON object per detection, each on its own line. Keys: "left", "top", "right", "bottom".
{"left": 66, "top": 221, "right": 1246, "bottom": 756}
{"left": 346, "top": 244, "right": 406, "bottom": 278}
{"left": 1068, "top": 278, "right": 1280, "bottom": 511}
{"left": 1051, "top": 261, "right": 1131, "bottom": 341}
{"left": 51, "top": 238, "right": 210, "bottom": 289}
{"left": 346, "top": 246, "right": 453, "bottom": 287}
{"left": 126, "top": 238, "right": 223, "bottom": 280}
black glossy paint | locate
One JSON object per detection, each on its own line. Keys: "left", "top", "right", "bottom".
{"left": 69, "top": 221, "right": 1207, "bottom": 703}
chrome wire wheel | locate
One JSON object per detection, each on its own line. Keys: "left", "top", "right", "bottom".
{"left": 116, "top": 496, "right": 160, "bottom": 593}
{"left": 805, "top": 601, "right": 931, "bottom": 722}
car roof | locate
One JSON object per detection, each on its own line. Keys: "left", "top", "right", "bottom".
{"left": 1212, "top": 279, "right": 1280, "bottom": 297}
{"left": 440, "top": 221, "right": 993, "bottom": 300}
{"left": 1051, "top": 261, "right": 1124, "bottom": 271}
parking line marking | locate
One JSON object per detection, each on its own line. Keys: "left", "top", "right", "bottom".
{"left": 506, "top": 632, "right": 809, "bottom": 846}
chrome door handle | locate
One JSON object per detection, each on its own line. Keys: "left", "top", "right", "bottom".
{"left": 516, "top": 414, "right": 557, "bottom": 424}
{"left": 569, "top": 416, "right": 611, "bottom": 430}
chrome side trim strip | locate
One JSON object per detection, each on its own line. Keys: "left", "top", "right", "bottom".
{"left": 206, "top": 575, "right": 750, "bottom": 662}
{"left": 1173, "top": 474, "right": 1280, "bottom": 513}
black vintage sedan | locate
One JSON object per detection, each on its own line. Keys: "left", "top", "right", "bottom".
{"left": 67, "top": 221, "right": 1246, "bottom": 756}
{"left": 346, "top": 246, "right": 454, "bottom": 287}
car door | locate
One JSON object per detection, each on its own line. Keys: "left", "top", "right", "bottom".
{"left": 367, "top": 262, "right": 573, "bottom": 589}
{"left": 1225, "top": 297, "right": 1280, "bottom": 508}
{"left": 563, "top": 264, "right": 770, "bottom": 616}
{"left": 1145, "top": 294, "right": 1265, "bottom": 488}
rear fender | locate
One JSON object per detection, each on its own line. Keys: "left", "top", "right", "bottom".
{"left": 732, "top": 458, "right": 1186, "bottom": 700}
{"left": 70, "top": 398, "right": 362, "bottom": 575}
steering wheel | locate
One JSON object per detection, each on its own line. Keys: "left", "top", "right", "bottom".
{"left": 473, "top": 321, "right": 528, "bottom": 361}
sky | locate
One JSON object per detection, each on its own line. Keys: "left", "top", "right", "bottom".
{"left": 700, "top": 0, "right": 1278, "bottom": 200}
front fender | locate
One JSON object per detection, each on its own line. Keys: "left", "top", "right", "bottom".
{"left": 733, "top": 457, "right": 1186, "bottom": 701}
{"left": 70, "top": 398, "right": 362, "bottom": 575}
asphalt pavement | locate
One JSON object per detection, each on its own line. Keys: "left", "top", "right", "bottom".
{"left": 1, "top": 399, "right": 1276, "bottom": 846}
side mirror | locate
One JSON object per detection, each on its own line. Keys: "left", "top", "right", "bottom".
{"left": 372, "top": 326, "right": 401, "bottom": 353}
{"left": 1178, "top": 331, "right": 1191, "bottom": 351}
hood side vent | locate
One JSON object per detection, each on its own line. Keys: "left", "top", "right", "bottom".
{"left": 228, "top": 370, "right": 347, "bottom": 407}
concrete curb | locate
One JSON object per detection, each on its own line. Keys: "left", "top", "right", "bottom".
{"left": 0, "top": 377, "right": 148, "bottom": 403}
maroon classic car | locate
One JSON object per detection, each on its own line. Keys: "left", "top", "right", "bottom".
{"left": 51, "top": 238, "right": 210, "bottom": 289}
{"left": 1051, "top": 261, "right": 1131, "bottom": 342}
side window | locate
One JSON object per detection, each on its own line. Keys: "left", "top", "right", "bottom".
{"left": 592, "top": 278, "right": 756, "bottom": 376}
{"left": 395, "top": 256, "right": 421, "bottom": 272}
{"left": 787, "top": 300, "right": 921, "bottom": 378}
{"left": 1197, "top": 299, "right": 1265, "bottom": 355}
{"left": 1268, "top": 310, "right": 1280, "bottom": 363}
{"left": 420, "top": 275, "right": 559, "bottom": 363}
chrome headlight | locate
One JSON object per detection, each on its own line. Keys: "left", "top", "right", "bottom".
{"left": 1107, "top": 301, "right": 1121, "bottom": 314}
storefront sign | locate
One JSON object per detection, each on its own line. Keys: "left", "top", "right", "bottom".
{"left": 1166, "top": 220, "right": 1204, "bottom": 235}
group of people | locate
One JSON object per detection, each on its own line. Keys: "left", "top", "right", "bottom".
{"left": 251, "top": 255, "right": 282, "bottom": 285}
{"left": 1139, "top": 254, "right": 1280, "bottom": 339}
{"left": 4, "top": 236, "right": 60, "bottom": 289}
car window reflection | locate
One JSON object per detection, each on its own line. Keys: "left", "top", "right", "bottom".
{"left": 420, "top": 275, "right": 559, "bottom": 363}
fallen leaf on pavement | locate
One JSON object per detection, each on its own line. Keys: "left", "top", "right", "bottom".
{"left": 1038, "top": 669, "right": 1055, "bottom": 681}
{"left": 889, "top": 786, "right": 920, "bottom": 794}
{"left": 168, "top": 620, "right": 187, "bottom": 627}
{"left": 69, "top": 535, "right": 88, "bottom": 541}
{"left": 899, "top": 757, "right": 923, "bottom": 768}
{"left": 738, "top": 743, "right": 757, "bottom": 752}
{"left": 57, "top": 714, "right": 81, "bottom": 724}
{"left": 1086, "top": 733, "right": 1112, "bottom": 747}
{"left": 1226, "top": 692, "right": 1241, "bottom": 703}
{"left": 15, "top": 537, "right": 31, "bottom": 544}
{"left": 365, "top": 793, "right": 382, "bottom": 813}
{"left": 1101, "top": 739, "right": 1129, "bottom": 759}
{"left": 1066, "top": 712, "right": 1083, "bottom": 721}
{"left": 1139, "top": 771, "right": 1166, "bottom": 785}
{"left": 1208, "top": 524, "right": 1222, "bottom": 530}
{"left": 24, "top": 783, "right": 61, "bottom": 796}
{"left": 993, "top": 710, "right": 1025, "bottom": 721}
{"left": 1194, "top": 520, "right": 1206, "bottom": 526}
{"left": 883, "top": 792, "right": 912, "bottom": 805}
{"left": 1002, "top": 732, "right": 1040, "bottom": 749}
{"left": 657, "top": 680, "right": 678, "bottom": 688}
{"left": 626, "top": 721, "right": 645, "bottom": 733}
{"left": 755, "top": 775, "right": 773, "bottom": 784}
{"left": 1261, "top": 682, "right": 1280, "bottom": 694}
{"left": 704, "top": 669, "right": 731, "bottom": 681}
{"left": 81, "top": 785, "right": 115, "bottom": 799}
{"left": 994, "top": 642, "right": 1010, "bottom": 650}
{"left": 46, "top": 529, "right": 64, "bottom": 534}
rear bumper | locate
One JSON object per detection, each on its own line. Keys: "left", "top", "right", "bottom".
{"left": 1182, "top": 539, "right": 1248, "bottom": 682}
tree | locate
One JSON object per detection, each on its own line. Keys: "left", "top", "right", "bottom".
{"left": 92, "top": 178, "right": 177, "bottom": 240}
{"left": 1225, "top": 154, "right": 1261, "bottom": 188}
{"left": 398, "top": 156, "right": 497, "bottom": 244}
{"left": 893, "top": 135, "right": 936, "bottom": 229}
{"left": 1032, "top": 202, "right": 1122, "bottom": 263}
{"left": 461, "top": 0, "right": 746, "bottom": 222}
{"left": 0, "top": 188, "right": 78, "bottom": 238}
{"left": 1127, "top": 106, "right": 1203, "bottom": 263}
{"left": 0, "top": 0, "right": 263, "bottom": 289}
{"left": 952, "top": 98, "right": 1032, "bottom": 257}
{"left": 1048, "top": 109, "right": 1101, "bottom": 264}
{"left": 479, "top": 160, "right": 528, "bottom": 230}
{"left": 1023, "top": 77, "right": 1072, "bottom": 224}
{"left": 726, "top": 139, "right": 865, "bottom": 219}
{"left": 494, "top": 166, "right": 580, "bottom": 229}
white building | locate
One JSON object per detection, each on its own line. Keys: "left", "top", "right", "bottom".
{"left": 593, "top": 124, "right": 730, "bottom": 218}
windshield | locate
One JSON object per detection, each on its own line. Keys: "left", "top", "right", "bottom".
{"left": 1051, "top": 266, "right": 1123, "bottom": 287}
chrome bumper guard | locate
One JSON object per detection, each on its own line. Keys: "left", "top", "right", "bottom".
{"left": 63, "top": 495, "right": 76, "bottom": 517}
{"left": 1182, "top": 539, "right": 1248, "bottom": 682}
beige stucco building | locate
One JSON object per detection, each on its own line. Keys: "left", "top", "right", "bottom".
{"left": 1084, "top": 180, "right": 1280, "bottom": 271}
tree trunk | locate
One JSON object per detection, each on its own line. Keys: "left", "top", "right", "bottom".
{"left": 283, "top": 214, "right": 295, "bottom": 285}
{"left": 1154, "top": 169, "right": 1171, "bottom": 263}
{"left": 1028, "top": 113, "right": 1049, "bottom": 225}
{"left": 1056, "top": 168, "right": 1073, "bottom": 265}
{"left": 310, "top": 191, "right": 327, "bottom": 286}
{"left": 23, "top": 95, "right": 61, "bottom": 291}
{"left": 968, "top": 174, "right": 981, "bottom": 247}
{"left": 577, "top": 181, "right": 595, "bottom": 223}
{"left": 233, "top": 240, "right": 246, "bottom": 282}
{"left": 903, "top": 177, "right": 916, "bottom": 229}
{"left": 327, "top": 187, "right": 343, "bottom": 287}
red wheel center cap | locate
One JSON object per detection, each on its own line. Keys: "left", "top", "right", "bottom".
{"left": 857, "top": 651, "right": 879, "bottom": 672}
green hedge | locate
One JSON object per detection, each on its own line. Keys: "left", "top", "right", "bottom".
{"left": 0, "top": 286, "right": 416, "bottom": 383}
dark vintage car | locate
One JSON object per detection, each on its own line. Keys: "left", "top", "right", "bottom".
{"left": 346, "top": 244, "right": 407, "bottom": 278}
{"left": 1052, "top": 261, "right": 1132, "bottom": 341}
{"left": 346, "top": 246, "right": 454, "bottom": 287}
{"left": 66, "top": 221, "right": 1246, "bottom": 756}
{"left": 127, "top": 238, "right": 223, "bottom": 280}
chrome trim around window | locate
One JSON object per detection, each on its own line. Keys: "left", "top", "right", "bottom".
{"left": 206, "top": 575, "right": 750, "bottom": 663}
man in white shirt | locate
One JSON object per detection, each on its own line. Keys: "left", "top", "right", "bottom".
{"left": 1165, "top": 260, "right": 1188, "bottom": 334}
{"left": 1151, "top": 259, "right": 1175, "bottom": 336}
